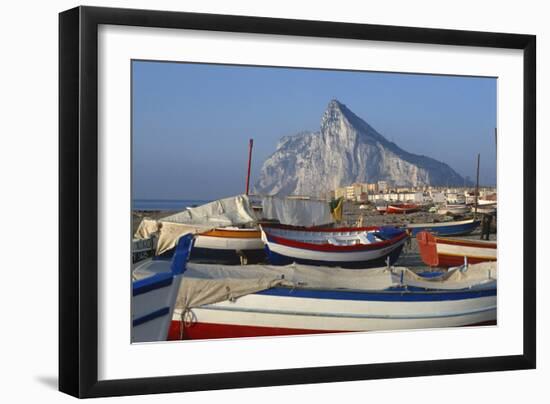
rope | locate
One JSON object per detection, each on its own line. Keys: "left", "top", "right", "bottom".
{"left": 179, "top": 307, "right": 197, "bottom": 340}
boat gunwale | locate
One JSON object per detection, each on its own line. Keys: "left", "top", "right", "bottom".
{"left": 433, "top": 236, "right": 497, "bottom": 248}
{"left": 406, "top": 218, "right": 481, "bottom": 229}
{"left": 262, "top": 229, "right": 409, "bottom": 252}
{"left": 261, "top": 223, "right": 391, "bottom": 233}
{"left": 254, "top": 283, "right": 497, "bottom": 297}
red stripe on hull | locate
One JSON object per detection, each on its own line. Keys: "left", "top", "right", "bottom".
{"left": 266, "top": 231, "right": 408, "bottom": 252}
{"left": 386, "top": 205, "right": 420, "bottom": 214}
{"left": 166, "top": 320, "right": 496, "bottom": 340}
{"left": 167, "top": 321, "right": 343, "bottom": 340}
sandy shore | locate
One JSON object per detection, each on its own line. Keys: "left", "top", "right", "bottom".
{"left": 341, "top": 201, "right": 469, "bottom": 227}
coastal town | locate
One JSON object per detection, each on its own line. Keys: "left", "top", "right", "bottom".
{"left": 328, "top": 182, "right": 496, "bottom": 205}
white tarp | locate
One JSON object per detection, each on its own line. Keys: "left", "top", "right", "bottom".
{"left": 134, "top": 195, "right": 258, "bottom": 255}
{"left": 173, "top": 261, "right": 497, "bottom": 312}
{"left": 131, "top": 258, "right": 497, "bottom": 326}
{"left": 398, "top": 261, "right": 497, "bottom": 290}
{"left": 261, "top": 196, "right": 333, "bottom": 227}
{"left": 136, "top": 221, "right": 214, "bottom": 256}
{"left": 161, "top": 194, "right": 257, "bottom": 226}
{"left": 175, "top": 263, "right": 396, "bottom": 313}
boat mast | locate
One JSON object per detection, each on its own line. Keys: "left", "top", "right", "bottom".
{"left": 245, "top": 139, "right": 254, "bottom": 195}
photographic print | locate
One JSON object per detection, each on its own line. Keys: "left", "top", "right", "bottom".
{"left": 131, "top": 60, "right": 497, "bottom": 343}
{"left": 59, "top": 8, "right": 536, "bottom": 396}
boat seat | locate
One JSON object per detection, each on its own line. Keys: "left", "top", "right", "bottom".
{"left": 357, "top": 232, "right": 377, "bottom": 245}
{"left": 327, "top": 238, "right": 349, "bottom": 246}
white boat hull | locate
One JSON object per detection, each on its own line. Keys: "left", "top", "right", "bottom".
{"left": 171, "top": 288, "right": 496, "bottom": 339}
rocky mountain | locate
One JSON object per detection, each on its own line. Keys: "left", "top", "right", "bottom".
{"left": 254, "top": 99, "right": 466, "bottom": 197}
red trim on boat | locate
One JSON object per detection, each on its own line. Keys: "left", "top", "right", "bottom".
{"left": 262, "top": 224, "right": 382, "bottom": 233}
{"left": 265, "top": 231, "right": 408, "bottom": 252}
{"left": 166, "top": 320, "right": 496, "bottom": 340}
{"left": 167, "top": 321, "right": 342, "bottom": 340}
{"left": 386, "top": 204, "right": 421, "bottom": 214}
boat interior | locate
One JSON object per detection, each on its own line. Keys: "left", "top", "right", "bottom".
{"left": 264, "top": 227, "right": 390, "bottom": 246}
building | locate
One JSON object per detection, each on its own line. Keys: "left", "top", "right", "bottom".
{"left": 367, "top": 191, "right": 424, "bottom": 203}
{"left": 430, "top": 191, "right": 446, "bottom": 204}
{"left": 377, "top": 181, "right": 389, "bottom": 193}
{"left": 367, "top": 183, "right": 378, "bottom": 193}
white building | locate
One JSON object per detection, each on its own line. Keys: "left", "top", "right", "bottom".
{"left": 430, "top": 192, "right": 446, "bottom": 204}
{"left": 377, "top": 181, "right": 389, "bottom": 193}
{"left": 368, "top": 192, "right": 424, "bottom": 203}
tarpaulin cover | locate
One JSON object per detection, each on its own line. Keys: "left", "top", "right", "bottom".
{"left": 134, "top": 195, "right": 258, "bottom": 255}
{"left": 132, "top": 256, "right": 496, "bottom": 325}
{"left": 261, "top": 196, "right": 333, "bottom": 227}
{"left": 171, "top": 261, "right": 497, "bottom": 312}
{"left": 161, "top": 194, "right": 257, "bottom": 226}
{"left": 398, "top": 261, "right": 497, "bottom": 290}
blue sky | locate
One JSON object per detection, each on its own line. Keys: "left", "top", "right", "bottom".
{"left": 132, "top": 60, "right": 496, "bottom": 200}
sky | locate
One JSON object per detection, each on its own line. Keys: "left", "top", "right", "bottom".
{"left": 132, "top": 60, "right": 497, "bottom": 200}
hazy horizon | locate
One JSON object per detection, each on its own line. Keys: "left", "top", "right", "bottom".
{"left": 132, "top": 60, "right": 497, "bottom": 200}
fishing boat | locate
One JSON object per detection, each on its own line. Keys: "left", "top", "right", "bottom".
{"left": 260, "top": 224, "right": 408, "bottom": 268}
{"left": 405, "top": 218, "right": 481, "bottom": 237}
{"left": 386, "top": 203, "right": 421, "bottom": 214}
{"left": 132, "top": 235, "right": 497, "bottom": 342}
{"left": 376, "top": 205, "right": 388, "bottom": 214}
{"left": 190, "top": 227, "right": 264, "bottom": 264}
{"left": 437, "top": 204, "right": 470, "bottom": 215}
{"left": 133, "top": 194, "right": 335, "bottom": 264}
{"left": 416, "top": 231, "right": 497, "bottom": 267}
{"left": 132, "top": 235, "right": 193, "bottom": 342}
{"left": 132, "top": 235, "right": 496, "bottom": 341}
{"left": 134, "top": 195, "right": 260, "bottom": 259}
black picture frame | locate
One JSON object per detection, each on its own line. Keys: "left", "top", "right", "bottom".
{"left": 59, "top": 5, "right": 536, "bottom": 398}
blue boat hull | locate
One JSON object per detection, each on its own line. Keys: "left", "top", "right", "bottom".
{"left": 407, "top": 220, "right": 481, "bottom": 237}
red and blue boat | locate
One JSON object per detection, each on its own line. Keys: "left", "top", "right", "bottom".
{"left": 260, "top": 224, "right": 408, "bottom": 269}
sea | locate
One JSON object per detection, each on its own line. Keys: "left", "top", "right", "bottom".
{"left": 132, "top": 199, "right": 210, "bottom": 211}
